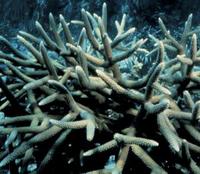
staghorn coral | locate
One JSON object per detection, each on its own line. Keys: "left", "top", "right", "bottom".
{"left": 0, "top": 2, "right": 200, "bottom": 174}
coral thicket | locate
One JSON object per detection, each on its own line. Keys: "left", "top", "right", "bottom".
{"left": 0, "top": 2, "right": 200, "bottom": 174}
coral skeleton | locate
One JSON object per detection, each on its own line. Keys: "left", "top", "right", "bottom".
{"left": 0, "top": 2, "right": 200, "bottom": 174}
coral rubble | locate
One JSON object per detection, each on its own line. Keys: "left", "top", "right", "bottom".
{"left": 0, "top": 3, "right": 200, "bottom": 174}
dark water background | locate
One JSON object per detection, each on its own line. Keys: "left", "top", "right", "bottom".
{"left": 1, "top": 0, "right": 200, "bottom": 38}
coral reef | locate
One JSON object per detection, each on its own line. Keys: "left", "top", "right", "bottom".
{"left": 0, "top": 3, "right": 200, "bottom": 174}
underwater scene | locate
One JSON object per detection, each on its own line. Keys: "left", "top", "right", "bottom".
{"left": 0, "top": 0, "right": 200, "bottom": 173}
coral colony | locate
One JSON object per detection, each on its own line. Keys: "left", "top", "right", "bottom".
{"left": 0, "top": 2, "right": 200, "bottom": 174}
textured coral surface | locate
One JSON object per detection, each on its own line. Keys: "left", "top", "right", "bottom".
{"left": 0, "top": 3, "right": 200, "bottom": 174}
